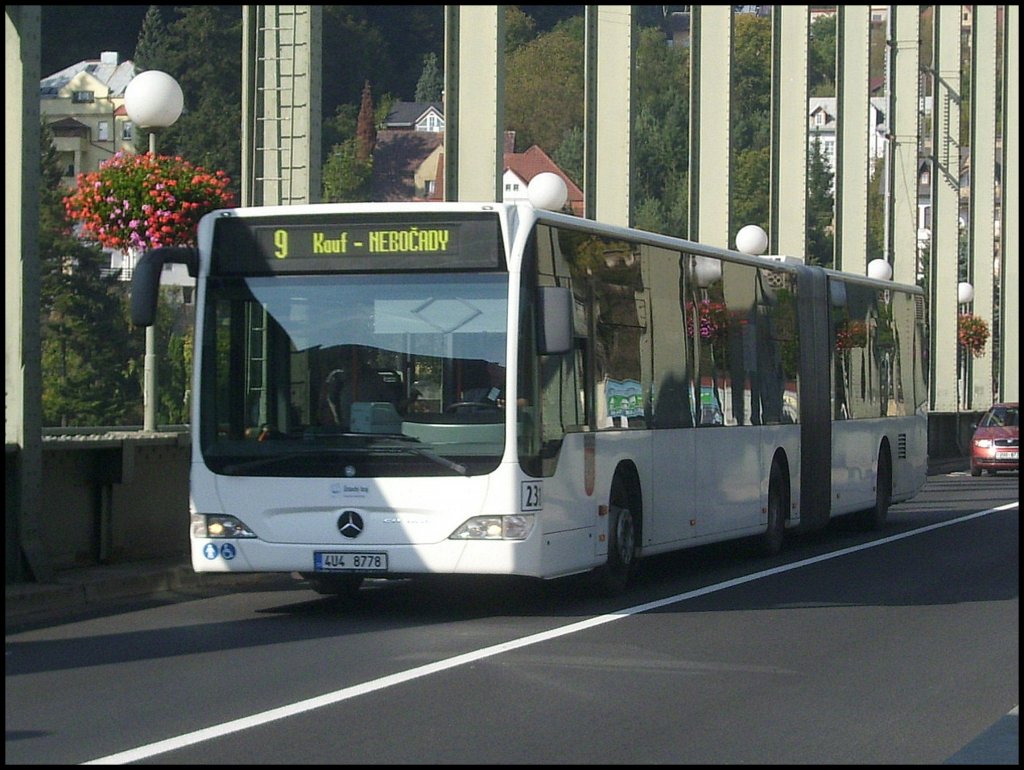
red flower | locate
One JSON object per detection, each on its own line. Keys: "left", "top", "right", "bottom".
{"left": 958, "top": 313, "right": 989, "bottom": 357}
{"left": 64, "top": 151, "right": 235, "bottom": 252}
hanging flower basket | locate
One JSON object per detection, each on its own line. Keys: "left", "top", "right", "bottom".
{"left": 835, "top": 319, "right": 867, "bottom": 350}
{"left": 958, "top": 313, "right": 989, "bottom": 357}
{"left": 64, "top": 151, "right": 235, "bottom": 252}
{"left": 685, "top": 300, "right": 729, "bottom": 340}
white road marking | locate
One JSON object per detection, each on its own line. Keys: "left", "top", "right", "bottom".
{"left": 85, "top": 502, "right": 1018, "bottom": 764}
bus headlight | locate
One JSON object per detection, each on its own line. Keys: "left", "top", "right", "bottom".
{"left": 191, "top": 513, "right": 257, "bottom": 538}
{"left": 449, "top": 514, "right": 535, "bottom": 541}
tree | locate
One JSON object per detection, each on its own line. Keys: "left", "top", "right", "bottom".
{"left": 504, "top": 16, "right": 585, "bottom": 152}
{"left": 505, "top": 6, "right": 537, "bottom": 56}
{"left": 414, "top": 53, "right": 443, "bottom": 102}
{"left": 808, "top": 14, "right": 837, "bottom": 97}
{"left": 133, "top": 5, "right": 169, "bottom": 73}
{"left": 806, "top": 136, "right": 836, "bottom": 267}
{"left": 322, "top": 138, "right": 372, "bottom": 202}
{"left": 633, "top": 26, "right": 690, "bottom": 236}
{"left": 355, "top": 81, "right": 376, "bottom": 162}
{"left": 140, "top": 6, "right": 243, "bottom": 198}
{"left": 39, "top": 123, "right": 140, "bottom": 426}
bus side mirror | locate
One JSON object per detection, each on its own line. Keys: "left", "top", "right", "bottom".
{"left": 130, "top": 247, "right": 199, "bottom": 326}
{"left": 537, "top": 286, "right": 573, "bottom": 355}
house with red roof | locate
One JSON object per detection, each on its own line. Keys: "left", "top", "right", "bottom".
{"left": 374, "top": 101, "right": 584, "bottom": 214}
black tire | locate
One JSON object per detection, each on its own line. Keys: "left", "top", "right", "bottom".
{"left": 303, "top": 574, "right": 364, "bottom": 598}
{"left": 970, "top": 463, "right": 982, "bottom": 477}
{"left": 593, "top": 477, "right": 637, "bottom": 595}
{"left": 759, "top": 464, "right": 787, "bottom": 556}
{"left": 856, "top": 446, "right": 891, "bottom": 531}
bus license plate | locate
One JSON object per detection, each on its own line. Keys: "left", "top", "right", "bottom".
{"left": 995, "top": 451, "right": 1017, "bottom": 460}
{"left": 314, "top": 552, "right": 388, "bottom": 572}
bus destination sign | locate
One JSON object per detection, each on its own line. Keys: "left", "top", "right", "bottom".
{"left": 258, "top": 224, "right": 458, "bottom": 261}
{"left": 211, "top": 213, "right": 504, "bottom": 274}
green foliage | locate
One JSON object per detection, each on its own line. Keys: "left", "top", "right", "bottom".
{"left": 504, "top": 16, "right": 585, "bottom": 151}
{"left": 135, "top": 6, "right": 243, "bottom": 197}
{"left": 732, "top": 147, "right": 771, "bottom": 238}
{"left": 808, "top": 14, "right": 837, "bottom": 97}
{"left": 133, "top": 5, "right": 169, "bottom": 73}
{"left": 322, "top": 138, "right": 373, "bottom": 202}
{"left": 866, "top": 155, "right": 885, "bottom": 261}
{"left": 39, "top": 123, "right": 142, "bottom": 426}
{"left": 806, "top": 137, "right": 835, "bottom": 267}
{"left": 633, "top": 26, "right": 690, "bottom": 236}
{"left": 552, "top": 125, "right": 583, "bottom": 192}
{"left": 505, "top": 6, "right": 537, "bottom": 55}
{"left": 414, "top": 53, "right": 444, "bottom": 102}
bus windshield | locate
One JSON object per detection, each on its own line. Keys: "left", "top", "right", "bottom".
{"left": 198, "top": 271, "right": 510, "bottom": 477}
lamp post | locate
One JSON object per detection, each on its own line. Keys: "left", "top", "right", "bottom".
{"left": 124, "top": 71, "right": 183, "bottom": 431}
{"left": 955, "top": 280, "right": 975, "bottom": 451}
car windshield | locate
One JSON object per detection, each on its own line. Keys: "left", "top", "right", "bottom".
{"left": 981, "top": 406, "right": 1018, "bottom": 428}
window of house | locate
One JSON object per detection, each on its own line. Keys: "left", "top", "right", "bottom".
{"left": 418, "top": 113, "right": 443, "bottom": 132}
{"left": 72, "top": 90, "right": 95, "bottom": 103}
{"left": 97, "top": 121, "right": 110, "bottom": 141}
{"left": 122, "top": 122, "right": 133, "bottom": 141}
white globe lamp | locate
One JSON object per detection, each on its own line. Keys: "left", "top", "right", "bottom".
{"left": 693, "top": 256, "right": 722, "bottom": 288}
{"left": 735, "top": 224, "right": 768, "bottom": 256}
{"left": 957, "top": 281, "right": 974, "bottom": 305}
{"left": 124, "top": 70, "right": 184, "bottom": 129}
{"left": 867, "top": 258, "right": 893, "bottom": 281}
{"left": 527, "top": 172, "right": 568, "bottom": 212}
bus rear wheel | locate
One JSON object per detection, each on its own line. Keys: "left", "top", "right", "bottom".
{"left": 759, "top": 464, "right": 787, "bottom": 556}
{"left": 856, "top": 445, "right": 891, "bottom": 531}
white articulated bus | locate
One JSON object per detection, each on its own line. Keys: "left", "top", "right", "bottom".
{"left": 132, "top": 195, "right": 928, "bottom": 596}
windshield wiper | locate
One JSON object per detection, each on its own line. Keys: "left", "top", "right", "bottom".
{"left": 221, "top": 436, "right": 468, "bottom": 476}
{"left": 369, "top": 437, "right": 468, "bottom": 476}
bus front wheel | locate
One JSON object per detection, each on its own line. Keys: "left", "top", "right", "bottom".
{"left": 593, "top": 477, "right": 637, "bottom": 595}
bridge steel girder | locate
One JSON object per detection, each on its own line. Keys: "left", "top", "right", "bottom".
{"left": 770, "top": 5, "right": 809, "bottom": 259}
{"left": 241, "top": 5, "right": 322, "bottom": 207}
{"left": 443, "top": 5, "right": 504, "bottom": 203}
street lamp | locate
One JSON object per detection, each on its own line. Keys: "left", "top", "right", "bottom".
{"left": 867, "top": 258, "right": 893, "bottom": 282}
{"left": 124, "top": 71, "right": 183, "bottom": 432}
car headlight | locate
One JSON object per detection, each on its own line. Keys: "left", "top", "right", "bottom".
{"left": 973, "top": 439, "right": 993, "bottom": 448}
{"left": 192, "top": 513, "right": 257, "bottom": 538}
{"left": 449, "top": 514, "right": 535, "bottom": 541}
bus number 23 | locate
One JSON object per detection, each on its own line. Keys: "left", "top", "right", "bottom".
{"left": 521, "top": 481, "right": 542, "bottom": 511}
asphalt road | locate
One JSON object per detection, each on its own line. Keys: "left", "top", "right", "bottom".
{"left": 5, "top": 470, "right": 1018, "bottom": 764}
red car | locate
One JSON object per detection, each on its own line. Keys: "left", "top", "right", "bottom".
{"left": 969, "top": 402, "right": 1019, "bottom": 476}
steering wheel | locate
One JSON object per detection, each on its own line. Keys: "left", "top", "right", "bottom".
{"left": 445, "top": 401, "right": 499, "bottom": 413}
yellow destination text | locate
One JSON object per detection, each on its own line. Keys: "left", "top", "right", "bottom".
{"left": 369, "top": 228, "right": 450, "bottom": 253}
{"left": 312, "top": 232, "right": 349, "bottom": 253}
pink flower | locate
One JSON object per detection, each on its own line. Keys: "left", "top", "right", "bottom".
{"left": 64, "top": 151, "right": 235, "bottom": 251}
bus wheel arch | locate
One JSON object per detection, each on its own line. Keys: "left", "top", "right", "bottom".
{"left": 856, "top": 439, "right": 892, "bottom": 531}
{"left": 594, "top": 462, "right": 642, "bottom": 595}
{"left": 760, "top": 450, "right": 789, "bottom": 556}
